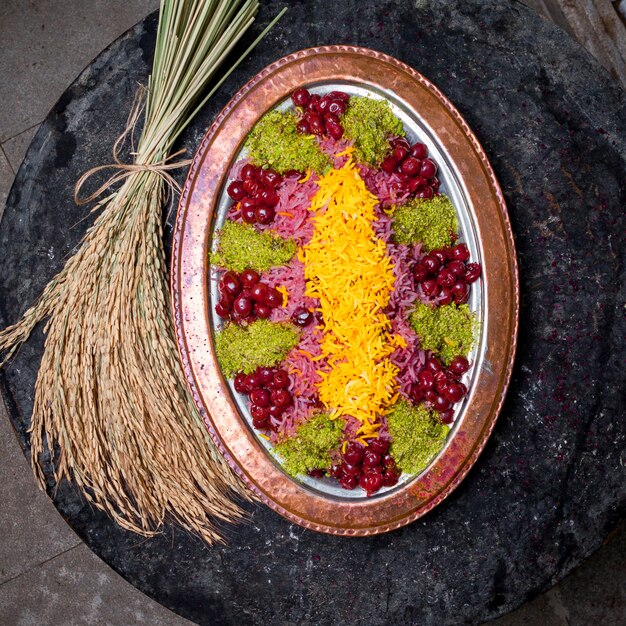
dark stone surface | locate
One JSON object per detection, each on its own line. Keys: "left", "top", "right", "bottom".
{"left": 0, "top": 1, "right": 624, "bottom": 624}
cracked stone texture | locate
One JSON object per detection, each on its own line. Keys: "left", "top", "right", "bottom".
{"left": 0, "top": 1, "right": 624, "bottom": 625}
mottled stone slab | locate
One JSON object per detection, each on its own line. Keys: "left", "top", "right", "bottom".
{"left": 0, "top": 2, "right": 624, "bottom": 625}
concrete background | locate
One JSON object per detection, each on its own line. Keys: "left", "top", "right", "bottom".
{"left": 0, "top": 1, "right": 623, "bottom": 624}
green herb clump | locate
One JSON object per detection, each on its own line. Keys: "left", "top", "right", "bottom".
{"left": 409, "top": 302, "right": 477, "bottom": 365}
{"left": 342, "top": 96, "right": 405, "bottom": 165}
{"left": 387, "top": 399, "right": 449, "bottom": 474}
{"left": 393, "top": 195, "right": 458, "bottom": 250}
{"left": 211, "top": 220, "right": 296, "bottom": 272}
{"left": 245, "top": 110, "right": 329, "bottom": 173}
{"left": 274, "top": 413, "right": 344, "bottom": 477}
{"left": 215, "top": 319, "right": 299, "bottom": 377}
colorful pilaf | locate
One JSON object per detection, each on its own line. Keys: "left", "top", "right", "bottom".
{"left": 210, "top": 86, "right": 483, "bottom": 495}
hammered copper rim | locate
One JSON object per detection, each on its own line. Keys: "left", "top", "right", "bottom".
{"left": 171, "top": 46, "right": 519, "bottom": 536}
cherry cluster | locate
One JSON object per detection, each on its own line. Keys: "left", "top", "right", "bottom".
{"left": 329, "top": 438, "right": 400, "bottom": 495}
{"left": 413, "top": 243, "right": 482, "bottom": 305}
{"left": 291, "top": 88, "right": 350, "bottom": 140}
{"left": 382, "top": 137, "right": 440, "bottom": 199}
{"left": 215, "top": 269, "right": 283, "bottom": 324}
{"left": 409, "top": 354, "right": 470, "bottom": 424}
{"left": 234, "top": 366, "right": 292, "bottom": 431}
{"left": 226, "top": 164, "right": 282, "bottom": 225}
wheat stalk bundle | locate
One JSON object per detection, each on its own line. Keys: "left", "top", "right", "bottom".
{"left": 0, "top": 0, "right": 284, "bottom": 543}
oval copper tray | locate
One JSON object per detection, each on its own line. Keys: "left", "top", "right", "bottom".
{"left": 171, "top": 46, "right": 519, "bottom": 536}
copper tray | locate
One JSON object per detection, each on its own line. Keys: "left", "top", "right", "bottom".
{"left": 171, "top": 46, "right": 519, "bottom": 535}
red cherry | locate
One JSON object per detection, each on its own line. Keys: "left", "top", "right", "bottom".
{"left": 343, "top": 462, "right": 361, "bottom": 476}
{"left": 270, "top": 370, "right": 289, "bottom": 390}
{"left": 243, "top": 178, "right": 259, "bottom": 196}
{"left": 324, "top": 113, "right": 340, "bottom": 126}
{"left": 326, "top": 122, "right": 344, "bottom": 140}
{"left": 465, "top": 262, "right": 482, "bottom": 283}
{"left": 317, "top": 95, "right": 332, "bottom": 113}
{"left": 241, "top": 163, "right": 257, "bottom": 181}
{"left": 369, "top": 437, "right": 390, "bottom": 454}
{"left": 418, "top": 369, "right": 435, "bottom": 390}
{"left": 234, "top": 373, "right": 247, "bottom": 393}
{"left": 437, "top": 268, "right": 456, "bottom": 287}
{"left": 439, "top": 287, "right": 453, "bottom": 306}
{"left": 291, "top": 307, "right": 313, "bottom": 327}
{"left": 291, "top": 88, "right": 310, "bottom": 108}
{"left": 259, "top": 190, "right": 279, "bottom": 207}
{"left": 250, "top": 403, "right": 269, "bottom": 421}
{"left": 255, "top": 205, "right": 276, "bottom": 225}
{"left": 268, "top": 404, "right": 285, "bottom": 419}
{"left": 258, "top": 367, "right": 275, "bottom": 385}
{"left": 452, "top": 243, "right": 470, "bottom": 262}
{"left": 447, "top": 260, "right": 467, "bottom": 277}
{"left": 400, "top": 156, "right": 421, "bottom": 176}
{"left": 296, "top": 119, "right": 311, "bottom": 134}
{"left": 444, "top": 382, "right": 465, "bottom": 403}
{"left": 343, "top": 442, "right": 364, "bottom": 465}
{"left": 424, "top": 389, "right": 437, "bottom": 404}
{"left": 409, "top": 383, "right": 423, "bottom": 404}
{"left": 449, "top": 355, "right": 470, "bottom": 375}
{"left": 328, "top": 100, "right": 346, "bottom": 116}
{"left": 420, "top": 158, "right": 437, "bottom": 178}
{"left": 452, "top": 281, "right": 469, "bottom": 304}
{"left": 220, "top": 272, "right": 242, "bottom": 297}
{"left": 339, "top": 474, "right": 357, "bottom": 490}
{"left": 440, "top": 409, "right": 454, "bottom": 424}
{"left": 252, "top": 416, "right": 269, "bottom": 430}
{"left": 244, "top": 372, "right": 262, "bottom": 391}
{"left": 381, "top": 155, "right": 398, "bottom": 174}
{"left": 410, "top": 142, "right": 428, "bottom": 159}
{"left": 227, "top": 180, "right": 246, "bottom": 201}
{"left": 382, "top": 453, "right": 395, "bottom": 468}
{"left": 426, "top": 356, "right": 443, "bottom": 373}
{"left": 382, "top": 468, "right": 400, "bottom": 487}
{"left": 309, "top": 118, "right": 325, "bottom": 135}
{"left": 233, "top": 296, "right": 253, "bottom": 317}
{"left": 329, "top": 90, "right": 350, "bottom": 102}
{"left": 359, "top": 472, "right": 383, "bottom": 494}
{"left": 241, "top": 206, "right": 256, "bottom": 223}
{"left": 215, "top": 301, "right": 231, "bottom": 319}
{"left": 254, "top": 303, "right": 271, "bottom": 319}
{"left": 431, "top": 249, "right": 449, "bottom": 264}
{"left": 264, "top": 287, "right": 283, "bottom": 308}
{"left": 260, "top": 169, "right": 283, "bottom": 188}
{"left": 270, "top": 389, "right": 291, "bottom": 407}
{"left": 416, "top": 186, "right": 434, "bottom": 199}
{"left": 407, "top": 176, "right": 424, "bottom": 194}
{"left": 422, "top": 279, "right": 439, "bottom": 297}
{"left": 250, "top": 388, "right": 270, "bottom": 407}
{"left": 240, "top": 269, "right": 260, "bottom": 288}
{"left": 391, "top": 137, "right": 410, "bottom": 150}
{"left": 422, "top": 254, "right": 441, "bottom": 274}
{"left": 362, "top": 450, "right": 382, "bottom": 467}
{"left": 413, "top": 263, "right": 429, "bottom": 282}
{"left": 434, "top": 370, "right": 449, "bottom": 393}
{"left": 250, "top": 282, "right": 269, "bottom": 302}
{"left": 392, "top": 146, "right": 408, "bottom": 161}
{"left": 330, "top": 464, "right": 343, "bottom": 479}
{"left": 434, "top": 394, "right": 452, "bottom": 412}
{"left": 307, "top": 94, "right": 321, "bottom": 112}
